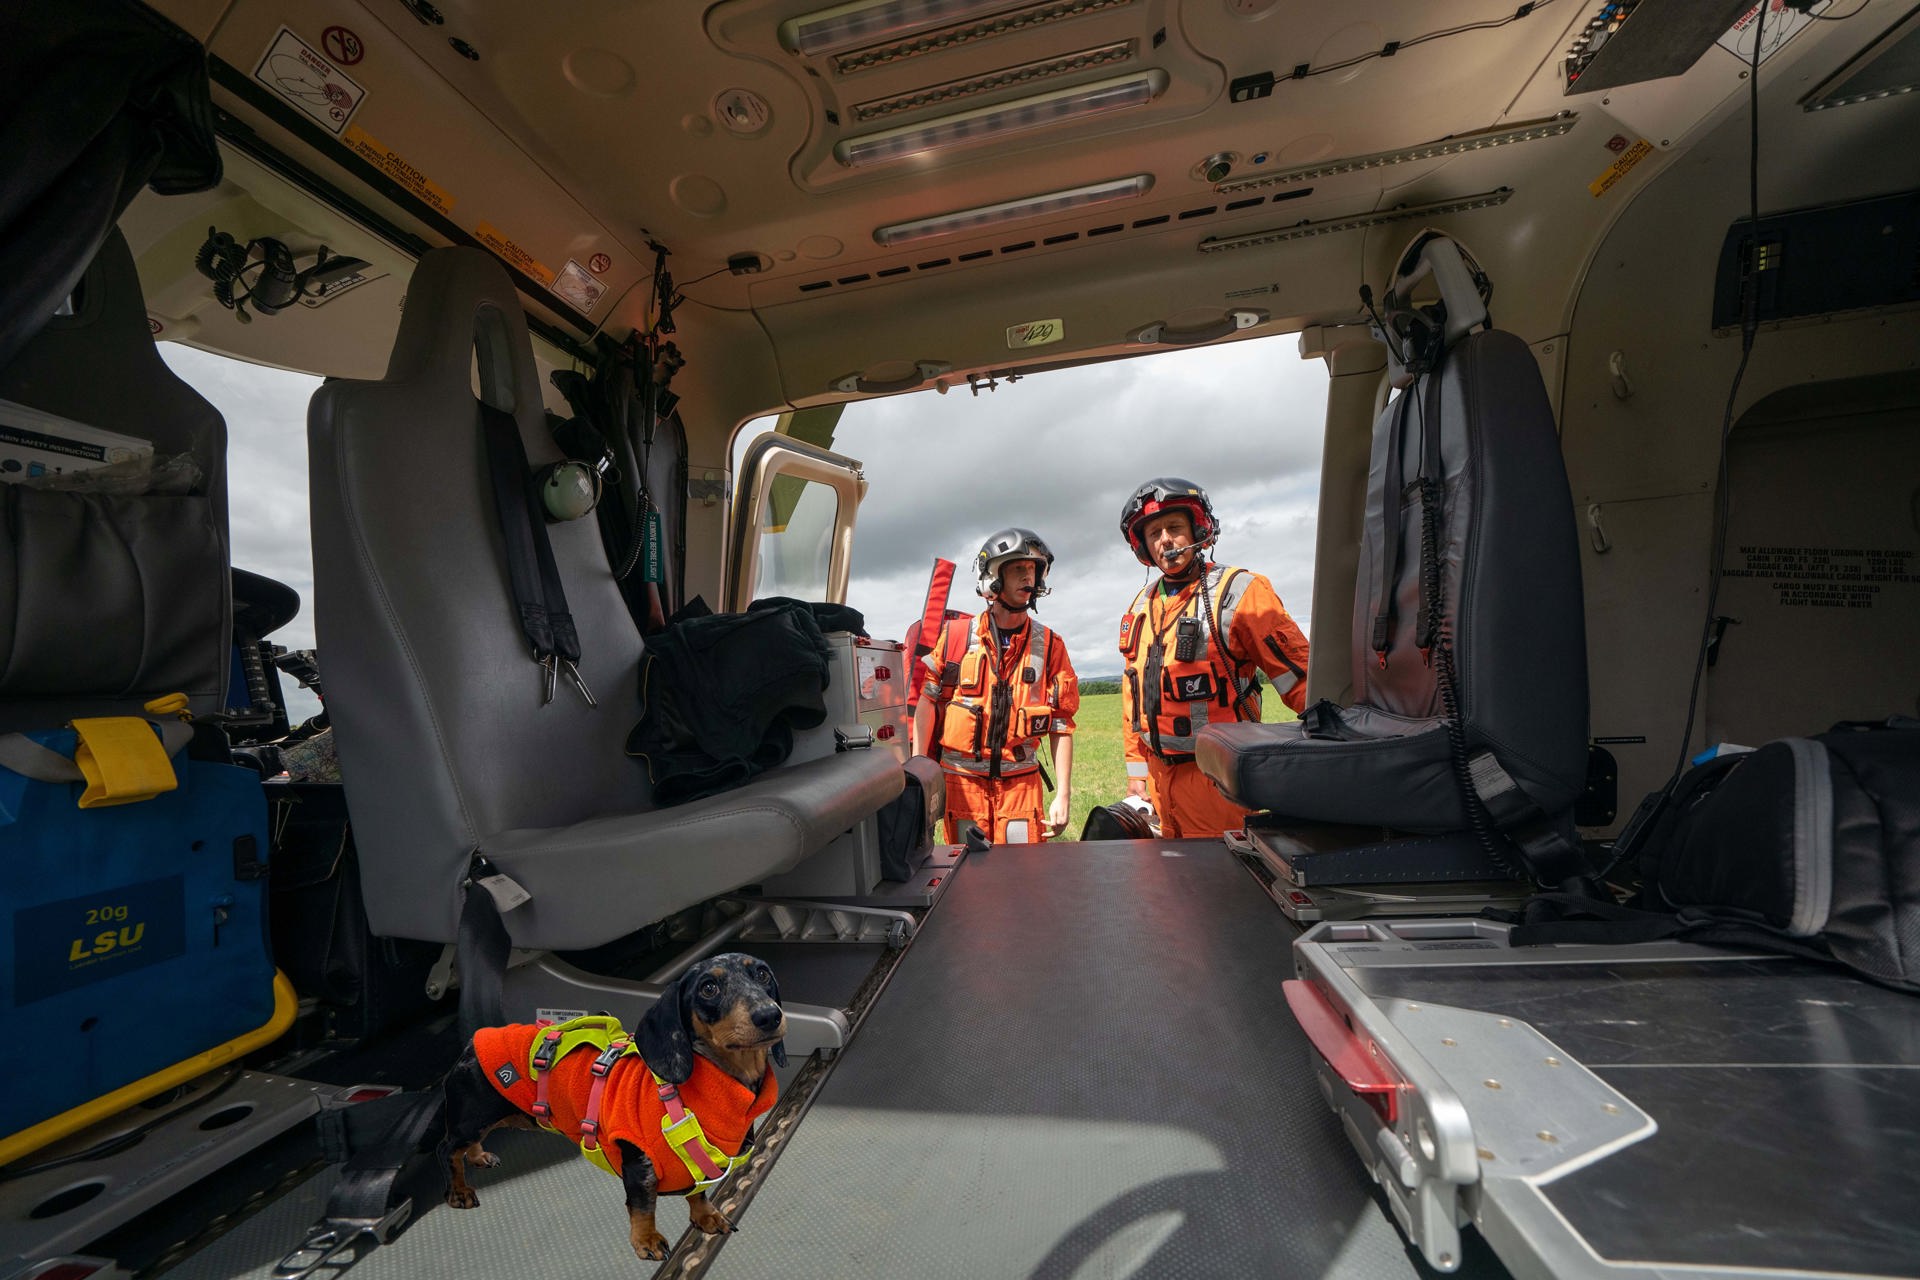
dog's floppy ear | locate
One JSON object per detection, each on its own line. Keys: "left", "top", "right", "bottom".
{"left": 636, "top": 971, "right": 695, "bottom": 1084}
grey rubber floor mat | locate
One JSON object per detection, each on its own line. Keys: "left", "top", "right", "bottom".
{"left": 712, "top": 839, "right": 1493, "bottom": 1280}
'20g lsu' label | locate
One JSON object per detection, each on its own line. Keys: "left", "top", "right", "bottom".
{"left": 13, "top": 875, "right": 187, "bottom": 1005}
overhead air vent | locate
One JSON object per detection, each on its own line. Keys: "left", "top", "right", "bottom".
{"left": 1197, "top": 189, "right": 1513, "bottom": 254}
{"left": 1215, "top": 115, "right": 1577, "bottom": 195}
{"left": 796, "top": 186, "right": 1315, "bottom": 296}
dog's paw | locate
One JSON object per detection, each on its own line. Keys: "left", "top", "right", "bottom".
{"left": 467, "top": 1149, "right": 501, "bottom": 1169}
{"left": 688, "top": 1200, "right": 733, "bottom": 1236}
{"left": 445, "top": 1187, "right": 480, "bottom": 1210}
{"left": 630, "top": 1229, "right": 671, "bottom": 1261}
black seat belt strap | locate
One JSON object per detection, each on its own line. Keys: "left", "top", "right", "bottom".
{"left": 479, "top": 401, "right": 594, "bottom": 705}
{"left": 1413, "top": 371, "right": 1447, "bottom": 654}
{"left": 1370, "top": 392, "right": 1417, "bottom": 665}
{"left": 1466, "top": 750, "right": 1589, "bottom": 886}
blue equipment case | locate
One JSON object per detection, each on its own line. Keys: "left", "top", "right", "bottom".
{"left": 0, "top": 729, "right": 278, "bottom": 1151}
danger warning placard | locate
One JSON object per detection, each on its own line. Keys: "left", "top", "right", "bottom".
{"left": 254, "top": 27, "right": 365, "bottom": 136}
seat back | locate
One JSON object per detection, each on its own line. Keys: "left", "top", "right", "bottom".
{"left": 1349, "top": 320, "right": 1589, "bottom": 812}
{"left": 309, "top": 248, "right": 646, "bottom": 942}
{"left": 0, "top": 229, "right": 230, "bottom": 732}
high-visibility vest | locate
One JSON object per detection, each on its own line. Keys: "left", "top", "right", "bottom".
{"left": 1119, "top": 565, "right": 1276, "bottom": 762}
{"left": 931, "top": 614, "right": 1064, "bottom": 777}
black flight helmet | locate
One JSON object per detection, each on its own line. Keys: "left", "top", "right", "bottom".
{"left": 1120, "top": 478, "right": 1218, "bottom": 566}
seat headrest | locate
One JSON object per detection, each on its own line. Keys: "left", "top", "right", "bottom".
{"left": 1370, "top": 231, "right": 1494, "bottom": 389}
{"left": 384, "top": 248, "right": 544, "bottom": 419}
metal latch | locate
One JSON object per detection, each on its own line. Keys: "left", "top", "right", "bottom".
{"left": 834, "top": 725, "right": 874, "bottom": 752}
{"left": 274, "top": 1199, "right": 413, "bottom": 1279}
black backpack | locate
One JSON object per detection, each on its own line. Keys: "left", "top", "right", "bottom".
{"left": 1511, "top": 719, "right": 1920, "bottom": 993}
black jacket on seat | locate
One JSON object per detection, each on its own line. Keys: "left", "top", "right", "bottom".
{"left": 626, "top": 601, "right": 834, "bottom": 805}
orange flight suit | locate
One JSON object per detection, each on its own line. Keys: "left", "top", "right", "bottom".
{"left": 1120, "top": 565, "right": 1309, "bottom": 839}
{"left": 921, "top": 613, "right": 1079, "bottom": 843}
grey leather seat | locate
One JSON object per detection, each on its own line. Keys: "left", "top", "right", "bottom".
{"left": 0, "top": 229, "right": 230, "bottom": 732}
{"left": 1197, "top": 277, "right": 1588, "bottom": 875}
{"left": 309, "top": 248, "right": 901, "bottom": 950}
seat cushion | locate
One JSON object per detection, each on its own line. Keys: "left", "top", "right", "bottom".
{"left": 477, "top": 751, "right": 905, "bottom": 950}
{"left": 1196, "top": 717, "right": 1469, "bottom": 832}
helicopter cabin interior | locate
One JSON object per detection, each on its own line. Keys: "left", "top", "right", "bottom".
{"left": 2, "top": 1, "right": 1918, "bottom": 1278}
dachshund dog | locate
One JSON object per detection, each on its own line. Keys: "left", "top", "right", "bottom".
{"left": 438, "top": 953, "right": 787, "bottom": 1262}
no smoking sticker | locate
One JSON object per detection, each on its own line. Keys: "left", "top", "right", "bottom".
{"left": 321, "top": 26, "right": 365, "bottom": 66}
{"left": 588, "top": 252, "right": 612, "bottom": 275}
{"left": 254, "top": 27, "right": 365, "bottom": 135}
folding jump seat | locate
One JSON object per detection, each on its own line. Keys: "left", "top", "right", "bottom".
{"left": 308, "top": 248, "right": 903, "bottom": 1046}
{"left": 1196, "top": 235, "right": 1594, "bottom": 886}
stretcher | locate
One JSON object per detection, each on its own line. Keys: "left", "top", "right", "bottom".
{"left": 1287, "top": 918, "right": 1920, "bottom": 1278}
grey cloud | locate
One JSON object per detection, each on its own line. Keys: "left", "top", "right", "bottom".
{"left": 830, "top": 335, "right": 1329, "bottom": 679}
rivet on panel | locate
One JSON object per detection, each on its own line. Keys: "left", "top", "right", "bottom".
{"left": 1484, "top": 1079, "right": 1502, "bottom": 1090}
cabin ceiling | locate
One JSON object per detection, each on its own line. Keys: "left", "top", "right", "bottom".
{"left": 126, "top": 0, "right": 1920, "bottom": 414}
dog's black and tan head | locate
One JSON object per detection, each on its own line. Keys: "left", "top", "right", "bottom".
{"left": 635, "top": 952, "right": 787, "bottom": 1086}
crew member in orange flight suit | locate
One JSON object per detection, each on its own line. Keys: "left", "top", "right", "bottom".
{"left": 911, "top": 528, "right": 1080, "bottom": 844}
{"left": 1118, "top": 478, "right": 1311, "bottom": 839}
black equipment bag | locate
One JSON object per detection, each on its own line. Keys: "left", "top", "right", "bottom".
{"left": 1512, "top": 719, "right": 1920, "bottom": 993}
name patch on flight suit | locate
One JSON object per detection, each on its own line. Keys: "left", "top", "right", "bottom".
{"left": 1016, "top": 708, "right": 1053, "bottom": 736}
{"left": 1170, "top": 671, "right": 1215, "bottom": 703}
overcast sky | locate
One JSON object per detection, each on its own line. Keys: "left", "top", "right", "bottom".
{"left": 162, "top": 333, "right": 1328, "bottom": 722}
{"left": 822, "top": 336, "right": 1330, "bottom": 680}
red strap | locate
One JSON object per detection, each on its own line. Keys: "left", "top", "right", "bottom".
{"left": 674, "top": 1133, "right": 725, "bottom": 1182}
{"left": 579, "top": 1037, "right": 631, "bottom": 1150}
{"left": 655, "top": 1076, "right": 688, "bottom": 1124}
{"left": 531, "top": 1027, "right": 564, "bottom": 1120}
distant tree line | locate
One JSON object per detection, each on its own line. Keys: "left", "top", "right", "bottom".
{"left": 1081, "top": 678, "right": 1121, "bottom": 696}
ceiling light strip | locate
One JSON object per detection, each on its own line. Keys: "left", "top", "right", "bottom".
{"left": 1197, "top": 189, "right": 1514, "bottom": 254}
{"left": 836, "top": 69, "right": 1167, "bottom": 167}
{"left": 832, "top": 0, "right": 1135, "bottom": 75}
{"left": 783, "top": 0, "right": 1033, "bottom": 59}
{"left": 851, "top": 41, "right": 1135, "bottom": 121}
{"left": 1216, "top": 115, "right": 1576, "bottom": 195}
{"left": 873, "top": 174, "right": 1154, "bottom": 246}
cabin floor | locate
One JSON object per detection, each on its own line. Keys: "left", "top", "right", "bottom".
{"left": 123, "top": 839, "right": 1490, "bottom": 1280}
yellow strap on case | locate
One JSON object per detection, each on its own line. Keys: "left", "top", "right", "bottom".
{"left": 69, "top": 718, "right": 179, "bottom": 808}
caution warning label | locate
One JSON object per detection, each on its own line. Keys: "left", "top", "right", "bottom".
{"left": 473, "top": 223, "right": 554, "bottom": 286}
{"left": 1589, "top": 138, "right": 1653, "bottom": 198}
{"left": 343, "top": 126, "right": 457, "bottom": 217}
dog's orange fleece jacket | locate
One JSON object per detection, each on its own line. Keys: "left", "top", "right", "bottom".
{"left": 474, "top": 1023, "right": 777, "bottom": 1191}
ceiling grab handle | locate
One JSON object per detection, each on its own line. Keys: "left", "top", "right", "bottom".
{"left": 1128, "top": 308, "right": 1268, "bottom": 346}
{"left": 828, "top": 360, "right": 952, "bottom": 395}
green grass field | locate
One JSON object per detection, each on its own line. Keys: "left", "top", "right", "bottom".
{"left": 1045, "top": 690, "right": 1295, "bottom": 831}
